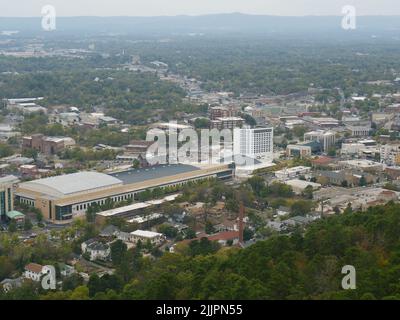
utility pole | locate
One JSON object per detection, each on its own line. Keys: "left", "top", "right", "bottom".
{"left": 239, "top": 202, "right": 245, "bottom": 245}
{"left": 320, "top": 197, "right": 327, "bottom": 217}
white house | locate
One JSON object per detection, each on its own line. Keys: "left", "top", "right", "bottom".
{"left": 276, "top": 206, "right": 291, "bottom": 217}
{"left": 24, "top": 263, "right": 45, "bottom": 282}
{"left": 81, "top": 240, "right": 111, "bottom": 261}
{"left": 274, "top": 166, "right": 311, "bottom": 180}
{"left": 129, "top": 230, "right": 165, "bottom": 246}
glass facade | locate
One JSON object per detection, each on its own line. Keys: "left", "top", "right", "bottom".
{"left": 55, "top": 205, "right": 72, "bottom": 221}
{"left": 7, "top": 188, "right": 11, "bottom": 212}
{"left": 0, "top": 191, "right": 5, "bottom": 220}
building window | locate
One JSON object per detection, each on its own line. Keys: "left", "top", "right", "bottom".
{"left": 55, "top": 205, "right": 72, "bottom": 221}
{"left": 0, "top": 191, "right": 5, "bottom": 218}
{"left": 7, "top": 188, "right": 11, "bottom": 212}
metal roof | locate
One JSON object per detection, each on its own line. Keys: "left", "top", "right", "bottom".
{"left": 97, "top": 202, "right": 151, "bottom": 217}
{"left": 0, "top": 175, "right": 19, "bottom": 185}
{"left": 97, "top": 193, "right": 181, "bottom": 217}
{"left": 6, "top": 210, "right": 25, "bottom": 219}
{"left": 20, "top": 172, "right": 123, "bottom": 198}
{"left": 110, "top": 164, "right": 200, "bottom": 185}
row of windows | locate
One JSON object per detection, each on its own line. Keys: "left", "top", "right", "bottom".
{"left": 20, "top": 198, "right": 35, "bottom": 207}
{"left": 73, "top": 176, "right": 218, "bottom": 213}
{"left": 0, "top": 191, "right": 5, "bottom": 216}
{"left": 73, "top": 193, "right": 135, "bottom": 212}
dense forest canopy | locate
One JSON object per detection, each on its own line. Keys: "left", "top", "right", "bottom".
{"left": 1, "top": 36, "right": 399, "bottom": 100}
{"left": 109, "top": 202, "right": 400, "bottom": 300}
{"left": 0, "top": 69, "right": 191, "bottom": 124}
{"left": 135, "top": 38, "right": 400, "bottom": 96}
{"left": 2, "top": 202, "right": 400, "bottom": 300}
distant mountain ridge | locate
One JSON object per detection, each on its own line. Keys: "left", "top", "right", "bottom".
{"left": 0, "top": 13, "right": 400, "bottom": 36}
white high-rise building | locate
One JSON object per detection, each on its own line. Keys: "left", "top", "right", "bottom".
{"left": 233, "top": 126, "right": 274, "bottom": 162}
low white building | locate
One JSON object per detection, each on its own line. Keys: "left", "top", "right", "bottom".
{"left": 274, "top": 166, "right": 311, "bottom": 180}
{"left": 51, "top": 112, "right": 81, "bottom": 126}
{"left": 277, "top": 206, "right": 291, "bottom": 216}
{"left": 338, "top": 159, "right": 383, "bottom": 171}
{"left": 129, "top": 230, "right": 165, "bottom": 246}
{"left": 341, "top": 143, "right": 366, "bottom": 156}
{"left": 285, "top": 179, "right": 322, "bottom": 194}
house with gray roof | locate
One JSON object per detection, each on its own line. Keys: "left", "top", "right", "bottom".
{"left": 81, "top": 239, "right": 111, "bottom": 261}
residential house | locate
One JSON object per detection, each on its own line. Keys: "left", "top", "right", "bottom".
{"left": 207, "top": 231, "right": 240, "bottom": 246}
{"left": 59, "top": 264, "right": 76, "bottom": 277}
{"left": 284, "top": 216, "right": 314, "bottom": 227}
{"left": 81, "top": 239, "right": 111, "bottom": 261}
{"left": 99, "top": 225, "right": 120, "bottom": 238}
{"left": 129, "top": 230, "right": 165, "bottom": 246}
{"left": 24, "top": 263, "right": 45, "bottom": 282}
{"left": 277, "top": 206, "right": 291, "bottom": 217}
{"left": 1, "top": 278, "right": 23, "bottom": 293}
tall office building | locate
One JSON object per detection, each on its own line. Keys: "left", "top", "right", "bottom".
{"left": 304, "top": 130, "right": 336, "bottom": 152}
{"left": 0, "top": 175, "right": 18, "bottom": 221}
{"left": 233, "top": 126, "right": 274, "bottom": 161}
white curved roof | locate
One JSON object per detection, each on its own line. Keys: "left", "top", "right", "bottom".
{"left": 20, "top": 172, "right": 123, "bottom": 198}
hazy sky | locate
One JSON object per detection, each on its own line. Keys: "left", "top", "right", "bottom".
{"left": 0, "top": 0, "right": 399, "bottom": 17}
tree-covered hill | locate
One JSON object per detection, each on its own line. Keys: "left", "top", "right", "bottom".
{"left": 24, "top": 202, "right": 400, "bottom": 300}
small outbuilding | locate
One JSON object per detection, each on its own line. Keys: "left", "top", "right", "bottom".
{"left": 6, "top": 210, "right": 25, "bottom": 224}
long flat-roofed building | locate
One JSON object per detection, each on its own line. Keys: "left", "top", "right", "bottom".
{"left": 16, "top": 163, "right": 235, "bottom": 224}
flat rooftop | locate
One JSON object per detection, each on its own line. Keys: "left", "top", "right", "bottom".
{"left": 130, "top": 230, "right": 163, "bottom": 238}
{"left": 97, "top": 202, "right": 151, "bottom": 217}
{"left": 128, "top": 213, "right": 163, "bottom": 224}
{"left": 97, "top": 193, "right": 181, "bottom": 217}
{"left": 339, "top": 160, "right": 382, "bottom": 168}
{"left": 285, "top": 179, "right": 322, "bottom": 189}
{"left": 275, "top": 166, "right": 311, "bottom": 174}
{"left": 110, "top": 164, "right": 200, "bottom": 185}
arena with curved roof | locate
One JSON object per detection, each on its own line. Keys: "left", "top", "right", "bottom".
{"left": 20, "top": 172, "right": 123, "bottom": 198}
{"left": 15, "top": 163, "right": 235, "bottom": 223}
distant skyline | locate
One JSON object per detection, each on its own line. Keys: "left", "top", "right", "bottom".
{"left": 0, "top": 0, "right": 399, "bottom": 17}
